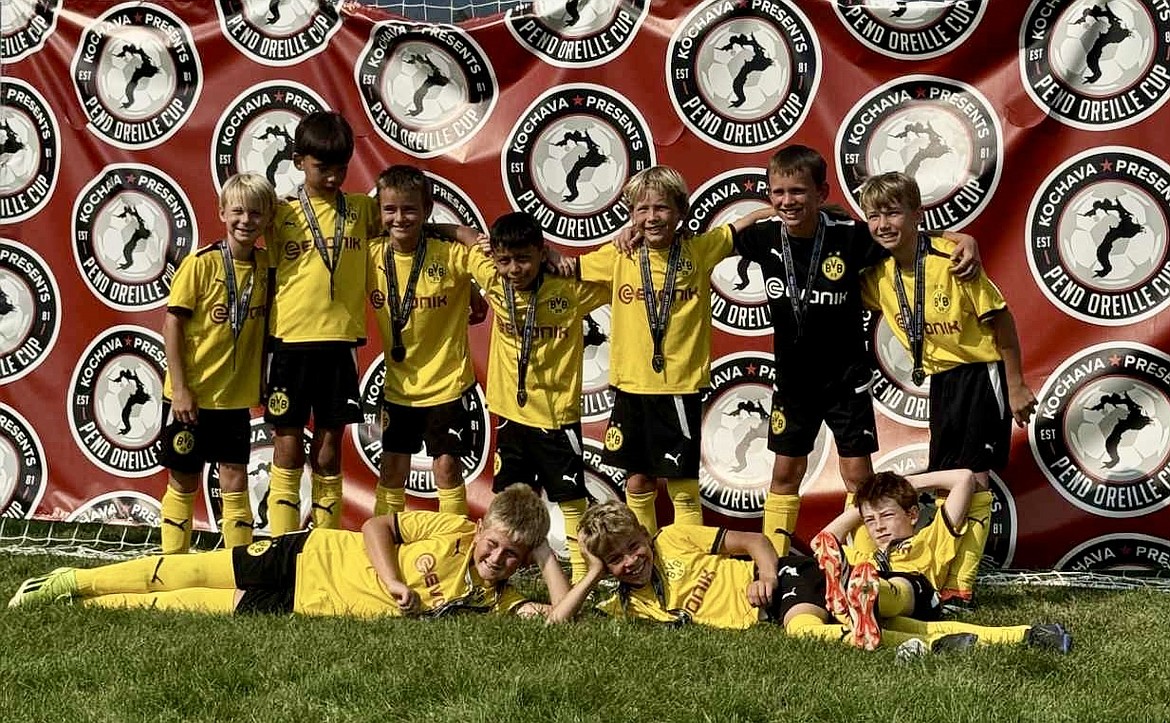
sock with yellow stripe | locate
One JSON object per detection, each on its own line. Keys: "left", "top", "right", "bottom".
{"left": 373, "top": 485, "right": 406, "bottom": 517}
{"left": 83, "top": 589, "right": 238, "bottom": 613}
{"left": 558, "top": 498, "right": 589, "bottom": 583}
{"left": 266, "top": 465, "right": 303, "bottom": 536}
{"left": 219, "top": 491, "right": 254, "bottom": 549}
{"left": 941, "top": 490, "right": 993, "bottom": 599}
{"left": 666, "top": 479, "right": 703, "bottom": 526}
{"left": 882, "top": 616, "right": 1030, "bottom": 646}
{"left": 845, "top": 493, "right": 878, "bottom": 555}
{"left": 74, "top": 550, "right": 237, "bottom": 596}
{"left": 785, "top": 612, "right": 921, "bottom": 648}
{"left": 310, "top": 472, "right": 344, "bottom": 529}
{"left": 626, "top": 489, "right": 658, "bottom": 536}
{"left": 763, "top": 493, "right": 800, "bottom": 556}
{"left": 160, "top": 486, "right": 195, "bottom": 555}
{"left": 437, "top": 486, "right": 468, "bottom": 516}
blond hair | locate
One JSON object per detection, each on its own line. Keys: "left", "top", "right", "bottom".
{"left": 578, "top": 501, "right": 647, "bottom": 560}
{"left": 622, "top": 165, "right": 689, "bottom": 218}
{"left": 482, "top": 484, "right": 550, "bottom": 550}
{"left": 857, "top": 171, "right": 922, "bottom": 214}
{"left": 219, "top": 173, "right": 276, "bottom": 218}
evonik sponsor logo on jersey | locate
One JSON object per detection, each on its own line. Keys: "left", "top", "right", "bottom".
{"left": 505, "top": 0, "right": 649, "bottom": 68}
{"left": 216, "top": 0, "right": 343, "bottom": 66}
{"left": 0, "top": 240, "right": 60, "bottom": 384}
{"left": 0, "top": 78, "right": 60, "bottom": 224}
{"left": 1, "top": 0, "right": 61, "bottom": 63}
{"left": 0, "top": 403, "right": 48, "bottom": 520}
{"left": 833, "top": 0, "right": 987, "bottom": 60}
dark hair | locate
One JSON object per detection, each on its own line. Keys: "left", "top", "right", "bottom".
{"left": 294, "top": 111, "right": 354, "bottom": 165}
{"left": 374, "top": 164, "right": 432, "bottom": 206}
{"left": 767, "top": 144, "right": 828, "bottom": 187}
{"left": 855, "top": 471, "right": 918, "bottom": 512}
{"left": 489, "top": 211, "right": 544, "bottom": 252}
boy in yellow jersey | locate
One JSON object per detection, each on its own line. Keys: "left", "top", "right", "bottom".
{"left": 575, "top": 166, "right": 766, "bottom": 535}
{"left": 159, "top": 173, "right": 275, "bottom": 554}
{"left": 264, "top": 112, "right": 381, "bottom": 535}
{"left": 366, "top": 165, "right": 485, "bottom": 518}
{"left": 463, "top": 211, "right": 610, "bottom": 582}
{"left": 858, "top": 172, "right": 1037, "bottom": 610}
{"left": 9, "top": 485, "right": 570, "bottom": 620}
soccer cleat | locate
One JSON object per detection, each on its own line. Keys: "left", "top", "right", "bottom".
{"left": 895, "top": 637, "right": 928, "bottom": 664}
{"left": 8, "top": 567, "right": 78, "bottom": 608}
{"left": 940, "top": 589, "right": 976, "bottom": 616}
{"left": 811, "top": 531, "right": 849, "bottom": 617}
{"left": 844, "top": 562, "right": 881, "bottom": 651}
{"left": 931, "top": 632, "right": 979, "bottom": 654}
{"left": 1025, "top": 623, "right": 1073, "bottom": 654}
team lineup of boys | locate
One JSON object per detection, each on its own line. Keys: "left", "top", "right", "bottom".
{"left": 11, "top": 111, "right": 1073, "bottom": 655}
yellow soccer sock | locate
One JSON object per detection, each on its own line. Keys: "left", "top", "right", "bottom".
{"left": 784, "top": 613, "right": 851, "bottom": 643}
{"left": 922, "top": 620, "right": 1030, "bottom": 646}
{"left": 373, "top": 485, "right": 406, "bottom": 516}
{"left": 942, "top": 490, "right": 993, "bottom": 597}
{"left": 83, "top": 589, "right": 237, "bottom": 614}
{"left": 763, "top": 493, "right": 800, "bottom": 556}
{"left": 437, "top": 486, "right": 468, "bottom": 516}
{"left": 74, "top": 549, "right": 237, "bottom": 596}
{"left": 845, "top": 493, "right": 878, "bottom": 555}
{"left": 310, "top": 472, "right": 344, "bottom": 529}
{"left": 266, "top": 465, "right": 303, "bottom": 536}
{"left": 876, "top": 578, "right": 916, "bottom": 618}
{"left": 626, "top": 489, "right": 658, "bottom": 536}
{"left": 160, "top": 486, "right": 195, "bottom": 555}
{"left": 220, "top": 491, "right": 254, "bottom": 549}
{"left": 666, "top": 479, "right": 703, "bottom": 526}
{"left": 558, "top": 498, "right": 589, "bottom": 583}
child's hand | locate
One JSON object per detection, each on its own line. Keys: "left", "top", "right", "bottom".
{"left": 578, "top": 534, "right": 606, "bottom": 574}
{"left": 1009, "top": 383, "right": 1037, "bottom": 427}
{"left": 544, "top": 246, "right": 576, "bottom": 277}
{"left": 475, "top": 233, "right": 492, "bottom": 256}
{"left": 946, "top": 232, "right": 981, "bottom": 281}
{"left": 469, "top": 288, "right": 488, "bottom": 326}
{"left": 385, "top": 579, "right": 420, "bottom": 614}
{"left": 612, "top": 225, "right": 643, "bottom": 257}
{"left": 172, "top": 386, "right": 198, "bottom": 424}
{"left": 746, "top": 577, "right": 775, "bottom": 609}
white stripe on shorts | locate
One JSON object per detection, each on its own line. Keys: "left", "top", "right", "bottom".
{"left": 564, "top": 427, "right": 582, "bottom": 456}
{"left": 674, "top": 395, "right": 692, "bottom": 440}
{"left": 985, "top": 361, "right": 1006, "bottom": 419}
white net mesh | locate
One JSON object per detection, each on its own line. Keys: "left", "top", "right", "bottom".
{"left": 0, "top": 518, "right": 223, "bottom": 561}
{"left": 349, "top": 0, "right": 521, "bottom": 23}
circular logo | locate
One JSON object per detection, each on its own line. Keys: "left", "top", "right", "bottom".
{"left": 211, "top": 81, "right": 330, "bottom": 200}
{"left": 267, "top": 390, "right": 290, "bottom": 416}
{"left": 604, "top": 425, "right": 623, "bottom": 451}
{"left": 71, "top": 164, "right": 195, "bottom": 311}
{"left": 247, "top": 539, "right": 272, "bottom": 556}
{"left": 502, "top": 83, "right": 655, "bottom": 247}
{"left": 427, "top": 171, "right": 487, "bottom": 231}
{"left": 666, "top": 0, "right": 820, "bottom": 153}
{"left": 822, "top": 254, "right": 846, "bottom": 281}
{"left": 863, "top": 310, "right": 930, "bottom": 428}
{"left": 1, "top": 0, "right": 60, "bottom": 63}
{"left": 415, "top": 553, "right": 437, "bottom": 573}
{"left": 216, "top": 0, "right": 343, "bottom": 66}
{"left": 205, "top": 417, "right": 313, "bottom": 535}
{"left": 770, "top": 409, "right": 785, "bottom": 435}
{"left": 0, "top": 78, "right": 60, "bottom": 224}
{"left": 67, "top": 325, "right": 167, "bottom": 477}
{"left": 354, "top": 354, "right": 489, "bottom": 496}
{"left": 1020, "top": 0, "right": 1170, "bottom": 130}
{"left": 1030, "top": 342, "right": 1170, "bottom": 518}
{"left": 355, "top": 21, "right": 497, "bottom": 158}
{"left": 699, "top": 352, "right": 829, "bottom": 518}
{"left": 0, "top": 240, "right": 60, "bottom": 384}
{"left": 71, "top": 3, "right": 202, "bottom": 150}
{"left": 687, "top": 168, "right": 773, "bottom": 337}
{"left": 172, "top": 429, "right": 195, "bottom": 455}
{"left": 874, "top": 443, "right": 1017, "bottom": 568}
{"left": 67, "top": 490, "right": 161, "bottom": 526}
{"left": 505, "top": 0, "right": 649, "bottom": 68}
{"left": 581, "top": 304, "right": 614, "bottom": 422}
{"left": 0, "top": 403, "right": 47, "bottom": 519}
{"left": 833, "top": 0, "right": 987, "bottom": 60}
{"left": 1056, "top": 533, "right": 1170, "bottom": 572}
{"left": 1026, "top": 146, "right": 1170, "bottom": 326}
{"left": 836, "top": 75, "right": 1003, "bottom": 231}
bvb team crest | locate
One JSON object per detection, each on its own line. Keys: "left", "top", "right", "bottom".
{"left": 1057, "top": 533, "right": 1170, "bottom": 573}
{"left": 699, "top": 352, "right": 829, "bottom": 518}
{"left": 355, "top": 21, "right": 497, "bottom": 158}
{"left": 68, "top": 325, "right": 166, "bottom": 478}
{"left": 0, "top": 403, "right": 47, "bottom": 519}
{"left": 862, "top": 310, "right": 930, "bottom": 428}
{"left": 687, "top": 169, "right": 773, "bottom": 337}
{"left": 1, "top": 0, "right": 60, "bottom": 63}
{"left": 216, "top": 0, "right": 343, "bottom": 66}
{"left": 1026, "top": 146, "right": 1170, "bottom": 327}
{"left": 833, "top": 0, "right": 987, "bottom": 60}
{"left": 505, "top": 0, "right": 649, "bottom": 68}
{"left": 666, "top": 0, "right": 820, "bottom": 154}
{"left": 0, "top": 78, "right": 60, "bottom": 224}
{"left": 1030, "top": 342, "right": 1170, "bottom": 518}
{"left": 836, "top": 75, "right": 1003, "bottom": 231}
{"left": 70, "top": 3, "right": 202, "bottom": 150}
{"left": 0, "top": 240, "right": 60, "bottom": 385}
{"left": 503, "top": 84, "right": 655, "bottom": 247}
{"left": 212, "top": 81, "right": 330, "bottom": 200}
{"left": 1020, "top": 0, "right": 1170, "bottom": 131}
{"left": 71, "top": 164, "right": 195, "bottom": 312}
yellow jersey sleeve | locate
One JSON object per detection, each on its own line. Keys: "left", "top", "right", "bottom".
{"left": 394, "top": 510, "right": 474, "bottom": 543}
{"left": 961, "top": 269, "right": 1008, "bottom": 322}
{"left": 860, "top": 265, "right": 883, "bottom": 311}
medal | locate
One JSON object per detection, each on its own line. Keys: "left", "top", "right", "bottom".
{"left": 506, "top": 273, "right": 542, "bottom": 409}
{"left": 652, "top": 353, "right": 665, "bottom": 374}
{"left": 218, "top": 240, "right": 255, "bottom": 371}
{"left": 894, "top": 232, "right": 930, "bottom": 390}
{"left": 639, "top": 241, "right": 683, "bottom": 375}
{"left": 384, "top": 237, "right": 428, "bottom": 364}
{"left": 390, "top": 345, "right": 406, "bottom": 363}
{"left": 516, "top": 389, "right": 528, "bottom": 407}
{"left": 912, "top": 369, "right": 926, "bottom": 387}
{"left": 778, "top": 211, "right": 826, "bottom": 341}
{"left": 296, "top": 185, "right": 346, "bottom": 301}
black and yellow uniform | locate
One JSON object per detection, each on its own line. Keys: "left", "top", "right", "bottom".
{"left": 844, "top": 509, "right": 965, "bottom": 594}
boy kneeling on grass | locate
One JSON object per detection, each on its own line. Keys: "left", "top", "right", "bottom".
{"left": 547, "top": 476, "right": 1070, "bottom": 656}
{"left": 9, "top": 485, "right": 568, "bottom": 619}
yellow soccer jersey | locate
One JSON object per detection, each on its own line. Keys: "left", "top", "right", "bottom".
{"left": 163, "top": 243, "right": 269, "bottom": 409}
{"left": 845, "top": 510, "right": 965, "bottom": 591}
{"left": 366, "top": 234, "right": 478, "bottom": 406}
{"left": 597, "top": 524, "right": 760, "bottom": 630}
{"left": 292, "top": 513, "right": 527, "bottom": 618}
{"left": 270, "top": 192, "right": 379, "bottom": 344}
{"left": 861, "top": 236, "right": 1007, "bottom": 376}
{"left": 579, "top": 227, "right": 733, "bottom": 394}
{"left": 469, "top": 252, "right": 610, "bottom": 428}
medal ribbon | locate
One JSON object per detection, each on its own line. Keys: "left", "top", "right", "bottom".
{"left": 639, "top": 241, "right": 683, "bottom": 373}
{"left": 296, "top": 185, "right": 347, "bottom": 301}
{"left": 505, "top": 273, "right": 542, "bottom": 407}
{"left": 383, "top": 238, "right": 429, "bottom": 361}
{"left": 218, "top": 240, "right": 254, "bottom": 370}
{"left": 892, "top": 232, "right": 929, "bottom": 386}
{"left": 779, "top": 210, "right": 827, "bottom": 340}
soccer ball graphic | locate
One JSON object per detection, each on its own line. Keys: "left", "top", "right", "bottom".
{"left": 95, "top": 193, "right": 167, "bottom": 280}
{"left": 536, "top": 120, "right": 626, "bottom": 213}
{"left": 872, "top": 109, "right": 971, "bottom": 205}
{"left": 98, "top": 32, "right": 176, "bottom": 118}
{"left": 96, "top": 360, "right": 163, "bottom": 445}
{"left": 242, "top": 0, "right": 319, "bottom": 36}
{"left": 1054, "top": 0, "right": 1151, "bottom": 94}
{"left": 239, "top": 114, "right": 302, "bottom": 199}
{"left": 1068, "top": 380, "right": 1169, "bottom": 482}
{"left": 1063, "top": 184, "right": 1163, "bottom": 288}
{"left": 698, "top": 23, "right": 786, "bottom": 119}
{"left": 387, "top": 45, "right": 465, "bottom": 125}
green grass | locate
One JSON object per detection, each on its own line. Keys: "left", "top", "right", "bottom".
{"left": 2, "top": 553, "right": 1167, "bottom": 723}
